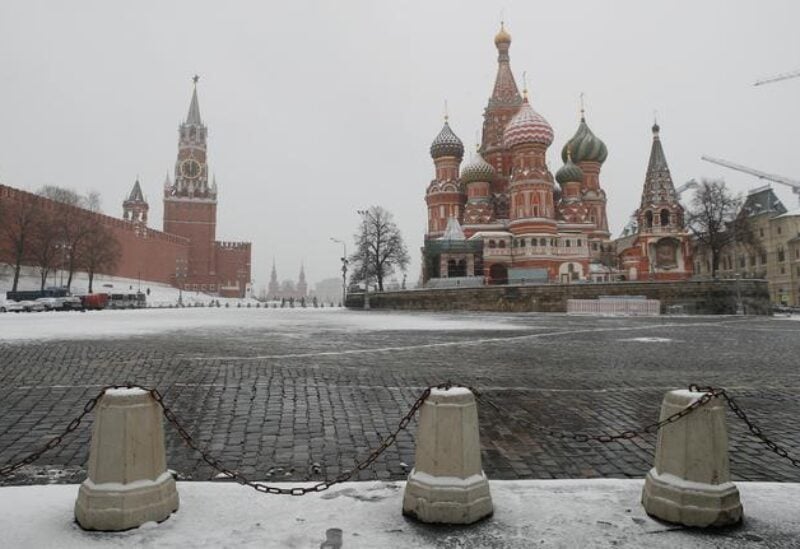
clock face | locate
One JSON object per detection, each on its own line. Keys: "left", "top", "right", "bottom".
{"left": 181, "top": 159, "right": 201, "bottom": 179}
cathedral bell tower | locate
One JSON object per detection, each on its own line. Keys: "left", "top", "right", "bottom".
{"left": 163, "top": 76, "right": 218, "bottom": 287}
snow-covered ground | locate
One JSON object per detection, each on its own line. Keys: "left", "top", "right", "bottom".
{"left": 0, "top": 307, "right": 526, "bottom": 342}
{"left": 1, "top": 480, "right": 797, "bottom": 548}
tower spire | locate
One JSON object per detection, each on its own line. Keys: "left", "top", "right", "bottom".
{"left": 186, "top": 75, "right": 202, "bottom": 126}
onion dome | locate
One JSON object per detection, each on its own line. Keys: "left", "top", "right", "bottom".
{"left": 555, "top": 152, "right": 584, "bottom": 185}
{"left": 494, "top": 22, "right": 511, "bottom": 46}
{"left": 460, "top": 151, "right": 496, "bottom": 184}
{"left": 561, "top": 115, "right": 608, "bottom": 164}
{"left": 430, "top": 119, "right": 464, "bottom": 159}
{"left": 503, "top": 97, "right": 554, "bottom": 148}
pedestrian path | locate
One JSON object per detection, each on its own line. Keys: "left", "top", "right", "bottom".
{"left": 2, "top": 479, "right": 798, "bottom": 548}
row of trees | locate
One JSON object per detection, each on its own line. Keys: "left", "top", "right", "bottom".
{"left": 0, "top": 186, "right": 121, "bottom": 292}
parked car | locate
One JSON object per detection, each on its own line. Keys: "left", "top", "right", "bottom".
{"left": 17, "top": 300, "right": 46, "bottom": 312}
{"left": 80, "top": 294, "right": 109, "bottom": 310}
{"left": 5, "top": 301, "right": 25, "bottom": 313}
{"left": 61, "top": 296, "right": 84, "bottom": 311}
{"left": 36, "top": 297, "right": 65, "bottom": 311}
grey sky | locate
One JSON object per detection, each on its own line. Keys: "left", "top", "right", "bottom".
{"left": 1, "top": 1, "right": 799, "bottom": 290}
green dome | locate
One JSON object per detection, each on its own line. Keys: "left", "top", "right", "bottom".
{"left": 561, "top": 116, "right": 607, "bottom": 164}
{"left": 555, "top": 155, "right": 584, "bottom": 185}
{"left": 460, "top": 151, "right": 496, "bottom": 184}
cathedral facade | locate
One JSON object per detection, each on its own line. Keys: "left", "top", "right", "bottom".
{"left": 423, "top": 24, "right": 613, "bottom": 285}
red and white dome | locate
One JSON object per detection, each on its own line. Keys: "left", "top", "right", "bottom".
{"left": 503, "top": 98, "right": 554, "bottom": 148}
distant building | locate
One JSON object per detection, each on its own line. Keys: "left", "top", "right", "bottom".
{"left": 267, "top": 261, "right": 308, "bottom": 300}
{"left": 313, "top": 277, "right": 343, "bottom": 304}
{"left": 692, "top": 186, "right": 800, "bottom": 306}
{"left": 615, "top": 123, "right": 693, "bottom": 281}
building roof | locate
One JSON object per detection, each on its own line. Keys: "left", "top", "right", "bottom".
{"left": 440, "top": 217, "right": 466, "bottom": 241}
{"left": 430, "top": 119, "right": 465, "bottom": 159}
{"left": 186, "top": 79, "right": 203, "bottom": 126}
{"left": 460, "top": 150, "right": 496, "bottom": 184}
{"left": 742, "top": 187, "right": 788, "bottom": 217}
{"left": 561, "top": 114, "right": 608, "bottom": 165}
{"left": 555, "top": 151, "right": 584, "bottom": 185}
{"left": 127, "top": 179, "right": 145, "bottom": 202}
{"left": 503, "top": 97, "right": 554, "bottom": 148}
{"left": 640, "top": 123, "right": 678, "bottom": 207}
{"left": 486, "top": 23, "right": 522, "bottom": 110}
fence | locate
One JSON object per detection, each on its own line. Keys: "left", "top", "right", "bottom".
{"left": 1, "top": 381, "right": 799, "bottom": 532}
{"left": 567, "top": 297, "right": 661, "bottom": 316}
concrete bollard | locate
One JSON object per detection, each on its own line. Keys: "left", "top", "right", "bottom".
{"left": 74, "top": 388, "right": 180, "bottom": 531}
{"left": 641, "top": 389, "right": 742, "bottom": 527}
{"left": 402, "top": 387, "right": 492, "bottom": 524}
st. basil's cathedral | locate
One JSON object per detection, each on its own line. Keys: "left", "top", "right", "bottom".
{"left": 422, "top": 24, "right": 692, "bottom": 285}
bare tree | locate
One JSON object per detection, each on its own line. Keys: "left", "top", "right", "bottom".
{"left": 1, "top": 194, "right": 39, "bottom": 292}
{"left": 686, "top": 179, "right": 759, "bottom": 278}
{"left": 37, "top": 185, "right": 82, "bottom": 207}
{"left": 30, "top": 211, "right": 61, "bottom": 290}
{"left": 350, "top": 206, "right": 409, "bottom": 291}
{"left": 81, "top": 219, "right": 120, "bottom": 293}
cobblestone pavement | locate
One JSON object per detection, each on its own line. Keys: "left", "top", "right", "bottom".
{"left": 1, "top": 309, "right": 799, "bottom": 486}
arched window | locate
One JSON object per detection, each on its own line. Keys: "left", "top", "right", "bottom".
{"left": 660, "top": 209, "right": 670, "bottom": 227}
{"left": 519, "top": 238, "right": 526, "bottom": 247}
{"left": 565, "top": 240, "right": 571, "bottom": 248}
{"left": 499, "top": 240, "right": 506, "bottom": 249}
{"left": 539, "top": 238, "right": 547, "bottom": 247}
{"left": 577, "top": 239, "right": 582, "bottom": 247}
{"left": 645, "top": 210, "right": 653, "bottom": 228}
{"left": 488, "top": 240, "right": 496, "bottom": 249}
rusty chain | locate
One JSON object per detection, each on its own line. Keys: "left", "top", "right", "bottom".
{"left": 2, "top": 382, "right": 798, "bottom": 486}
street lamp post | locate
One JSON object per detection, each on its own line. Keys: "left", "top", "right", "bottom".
{"left": 175, "top": 258, "right": 187, "bottom": 306}
{"left": 330, "top": 237, "right": 348, "bottom": 306}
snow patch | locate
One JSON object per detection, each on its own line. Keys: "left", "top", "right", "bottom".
{"left": 619, "top": 336, "right": 674, "bottom": 343}
{"left": 104, "top": 387, "right": 149, "bottom": 397}
{"left": 82, "top": 471, "right": 173, "bottom": 493}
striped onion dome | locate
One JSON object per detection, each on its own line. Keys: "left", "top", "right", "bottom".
{"left": 460, "top": 151, "right": 496, "bottom": 184}
{"left": 430, "top": 119, "right": 465, "bottom": 159}
{"left": 503, "top": 98, "right": 554, "bottom": 148}
{"left": 561, "top": 116, "right": 608, "bottom": 164}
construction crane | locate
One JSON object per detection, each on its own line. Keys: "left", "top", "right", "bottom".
{"left": 701, "top": 155, "right": 800, "bottom": 205}
{"left": 754, "top": 69, "right": 800, "bottom": 86}
{"left": 675, "top": 179, "right": 699, "bottom": 197}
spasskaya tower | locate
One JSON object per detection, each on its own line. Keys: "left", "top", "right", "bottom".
{"left": 163, "top": 76, "right": 220, "bottom": 288}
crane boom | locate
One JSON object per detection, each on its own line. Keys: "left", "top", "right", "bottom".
{"left": 701, "top": 156, "right": 800, "bottom": 189}
{"left": 754, "top": 69, "right": 800, "bottom": 86}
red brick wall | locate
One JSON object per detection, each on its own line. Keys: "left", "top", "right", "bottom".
{"left": 215, "top": 241, "right": 252, "bottom": 297}
{"left": 0, "top": 184, "right": 189, "bottom": 285}
{"left": 163, "top": 198, "right": 216, "bottom": 282}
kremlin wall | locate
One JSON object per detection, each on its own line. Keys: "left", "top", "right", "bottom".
{"left": 0, "top": 80, "right": 251, "bottom": 298}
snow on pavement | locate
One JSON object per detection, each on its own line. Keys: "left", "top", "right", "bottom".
{"left": 0, "top": 308, "right": 527, "bottom": 342}
{"left": 1, "top": 480, "right": 798, "bottom": 548}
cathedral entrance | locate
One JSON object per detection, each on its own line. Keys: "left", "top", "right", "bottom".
{"left": 488, "top": 263, "right": 508, "bottom": 285}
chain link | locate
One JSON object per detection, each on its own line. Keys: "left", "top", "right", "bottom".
{"left": 473, "top": 385, "right": 724, "bottom": 444}
{"left": 691, "top": 385, "right": 800, "bottom": 469}
{"left": 0, "top": 385, "right": 114, "bottom": 478}
{"left": 3, "top": 381, "right": 799, "bottom": 487}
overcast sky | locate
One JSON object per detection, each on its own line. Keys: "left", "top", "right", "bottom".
{"left": 1, "top": 1, "right": 799, "bottom": 290}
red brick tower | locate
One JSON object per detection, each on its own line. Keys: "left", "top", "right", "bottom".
{"left": 123, "top": 178, "right": 148, "bottom": 228}
{"left": 425, "top": 117, "right": 465, "bottom": 237}
{"left": 480, "top": 23, "right": 523, "bottom": 219}
{"left": 163, "top": 76, "right": 218, "bottom": 286}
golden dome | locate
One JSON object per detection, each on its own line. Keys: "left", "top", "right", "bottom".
{"left": 494, "top": 22, "right": 511, "bottom": 45}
